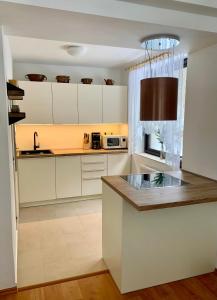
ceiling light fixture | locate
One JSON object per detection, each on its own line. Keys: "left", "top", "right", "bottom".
{"left": 66, "top": 45, "right": 87, "bottom": 56}
{"left": 140, "top": 34, "right": 180, "bottom": 51}
{"left": 140, "top": 34, "right": 180, "bottom": 121}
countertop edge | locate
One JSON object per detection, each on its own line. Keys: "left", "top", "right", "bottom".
{"left": 101, "top": 173, "right": 217, "bottom": 211}
{"left": 17, "top": 149, "right": 129, "bottom": 159}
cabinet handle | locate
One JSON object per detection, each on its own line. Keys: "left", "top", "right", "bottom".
{"left": 82, "top": 162, "right": 104, "bottom": 165}
{"left": 82, "top": 169, "right": 105, "bottom": 172}
{"left": 83, "top": 177, "right": 101, "bottom": 181}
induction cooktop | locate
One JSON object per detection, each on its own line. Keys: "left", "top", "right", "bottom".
{"left": 121, "top": 173, "right": 188, "bottom": 190}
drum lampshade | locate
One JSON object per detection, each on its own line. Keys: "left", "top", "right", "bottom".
{"left": 140, "top": 77, "right": 178, "bottom": 121}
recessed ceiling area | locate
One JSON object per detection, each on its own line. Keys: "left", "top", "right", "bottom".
{"left": 9, "top": 36, "right": 145, "bottom": 68}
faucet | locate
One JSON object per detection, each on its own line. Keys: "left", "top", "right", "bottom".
{"left": 33, "top": 131, "right": 40, "bottom": 150}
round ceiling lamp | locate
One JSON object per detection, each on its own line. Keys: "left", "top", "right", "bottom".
{"left": 66, "top": 45, "right": 87, "bottom": 56}
{"left": 140, "top": 34, "right": 180, "bottom": 51}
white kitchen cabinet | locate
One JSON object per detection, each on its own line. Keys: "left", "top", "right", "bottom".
{"left": 103, "top": 86, "right": 128, "bottom": 123}
{"left": 18, "top": 81, "right": 127, "bottom": 125}
{"left": 18, "top": 81, "right": 53, "bottom": 124}
{"left": 18, "top": 157, "right": 56, "bottom": 204}
{"left": 78, "top": 84, "right": 102, "bottom": 123}
{"left": 55, "top": 156, "right": 81, "bottom": 198}
{"left": 81, "top": 155, "right": 107, "bottom": 195}
{"left": 52, "top": 83, "right": 78, "bottom": 124}
{"left": 107, "top": 153, "right": 131, "bottom": 175}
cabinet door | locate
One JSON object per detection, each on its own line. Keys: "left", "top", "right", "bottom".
{"left": 56, "top": 156, "right": 81, "bottom": 198}
{"left": 78, "top": 84, "right": 102, "bottom": 123}
{"left": 52, "top": 83, "right": 78, "bottom": 124}
{"left": 82, "top": 178, "right": 103, "bottom": 196}
{"left": 103, "top": 86, "right": 127, "bottom": 123}
{"left": 18, "top": 81, "right": 53, "bottom": 124}
{"left": 18, "top": 158, "right": 56, "bottom": 203}
{"left": 107, "top": 153, "right": 131, "bottom": 175}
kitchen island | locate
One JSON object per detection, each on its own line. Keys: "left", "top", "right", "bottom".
{"left": 101, "top": 171, "right": 217, "bottom": 293}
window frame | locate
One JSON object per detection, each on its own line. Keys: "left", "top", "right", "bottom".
{"left": 144, "top": 134, "right": 161, "bottom": 157}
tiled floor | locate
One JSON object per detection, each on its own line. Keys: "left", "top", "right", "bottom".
{"left": 18, "top": 199, "right": 106, "bottom": 287}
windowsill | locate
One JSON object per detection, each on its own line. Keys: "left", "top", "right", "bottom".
{"left": 136, "top": 153, "right": 166, "bottom": 164}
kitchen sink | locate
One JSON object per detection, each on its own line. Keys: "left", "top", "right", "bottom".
{"left": 19, "top": 149, "right": 53, "bottom": 156}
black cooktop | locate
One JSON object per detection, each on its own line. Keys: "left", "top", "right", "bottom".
{"left": 121, "top": 173, "right": 188, "bottom": 190}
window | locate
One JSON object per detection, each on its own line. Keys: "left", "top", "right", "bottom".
{"left": 144, "top": 133, "right": 161, "bottom": 157}
{"left": 144, "top": 59, "right": 187, "bottom": 159}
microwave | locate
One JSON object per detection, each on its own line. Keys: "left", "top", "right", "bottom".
{"left": 102, "top": 135, "right": 127, "bottom": 149}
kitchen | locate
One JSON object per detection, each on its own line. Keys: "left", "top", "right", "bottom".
{"left": 14, "top": 69, "right": 130, "bottom": 286}
{"left": 1, "top": 1, "right": 217, "bottom": 299}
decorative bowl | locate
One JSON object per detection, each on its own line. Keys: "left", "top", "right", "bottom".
{"left": 25, "top": 74, "right": 47, "bottom": 81}
{"left": 81, "top": 78, "right": 93, "bottom": 84}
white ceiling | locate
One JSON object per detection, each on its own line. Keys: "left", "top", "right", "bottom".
{"left": 9, "top": 36, "right": 145, "bottom": 68}
{"left": 2, "top": 0, "right": 217, "bottom": 33}
{"left": 120, "top": 0, "right": 217, "bottom": 16}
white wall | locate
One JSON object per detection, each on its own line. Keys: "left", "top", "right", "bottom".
{"left": 13, "top": 62, "right": 127, "bottom": 85}
{"left": 183, "top": 43, "right": 217, "bottom": 180}
{"left": 0, "top": 27, "right": 16, "bottom": 290}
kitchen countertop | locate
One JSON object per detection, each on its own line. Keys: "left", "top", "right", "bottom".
{"left": 17, "top": 148, "right": 128, "bottom": 159}
{"left": 101, "top": 170, "right": 217, "bottom": 211}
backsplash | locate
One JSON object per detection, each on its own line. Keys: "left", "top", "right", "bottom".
{"left": 15, "top": 124, "right": 128, "bottom": 150}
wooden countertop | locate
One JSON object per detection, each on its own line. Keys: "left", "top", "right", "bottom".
{"left": 101, "top": 171, "right": 217, "bottom": 211}
{"left": 17, "top": 148, "right": 128, "bottom": 159}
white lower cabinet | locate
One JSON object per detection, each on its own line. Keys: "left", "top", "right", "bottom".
{"left": 55, "top": 156, "right": 81, "bottom": 198}
{"left": 18, "top": 157, "right": 56, "bottom": 204}
{"left": 107, "top": 153, "right": 131, "bottom": 175}
{"left": 81, "top": 155, "right": 107, "bottom": 196}
{"left": 18, "top": 153, "right": 130, "bottom": 204}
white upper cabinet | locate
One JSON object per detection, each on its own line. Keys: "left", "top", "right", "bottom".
{"left": 52, "top": 83, "right": 78, "bottom": 124}
{"left": 78, "top": 84, "right": 103, "bottom": 124}
{"left": 103, "top": 86, "right": 128, "bottom": 123}
{"left": 18, "top": 81, "right": 53, "bottom": 124}
{"left": 18, "top": 81, "right": 127, "bottom": 124}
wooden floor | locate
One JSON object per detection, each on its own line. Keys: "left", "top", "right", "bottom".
{"left": 1, "top": 272, "right": 217, "bottom": 300}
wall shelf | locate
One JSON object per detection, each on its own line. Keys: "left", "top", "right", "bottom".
{"left": 9, "top": 112, "right": 26, "bottom": 125}
{"left": 7, "top": 82, "right": 24, "bottom": 100}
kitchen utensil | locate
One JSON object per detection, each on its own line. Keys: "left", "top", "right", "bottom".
{"left": 56, "top": 75, "right": 70, "bottom": 83}
{"left": 83, "top": 133, "right": 90, "bottom": 150}
{"left": 8, "top": 79, "right": 18, "bottom": 87}
{"left": 81, "top": 78, "right": 93, "bottom": 84}
{"left": 25, "top": 74, "right": 47, "bottom": 81}
{"left": 11, "top": 105, "right": 20, "bottom": 113}
{"left": 104, "top": 79, "right": 114, "bottom": 85}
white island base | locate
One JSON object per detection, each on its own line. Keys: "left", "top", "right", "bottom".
{"left": 102, "top": 183, "right": 217, "bottom": 294}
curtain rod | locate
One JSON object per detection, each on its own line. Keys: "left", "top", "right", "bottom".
{"left": 126, "top": 51, "right": 170, "bottom": 72}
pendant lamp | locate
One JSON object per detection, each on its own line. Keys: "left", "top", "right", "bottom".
{"left": 140, "top": 34, "right": 180, "bottom": 121}
{"left": 140, "top": 77, "right": 178, "bottom": 121}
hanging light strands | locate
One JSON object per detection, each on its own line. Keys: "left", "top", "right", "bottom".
{"left": 141, "top": 34, "right": 180, "bottom": 51}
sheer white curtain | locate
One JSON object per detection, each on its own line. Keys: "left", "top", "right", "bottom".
{"left": 128, "top": 53, "right": 186, "bottom": 169}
